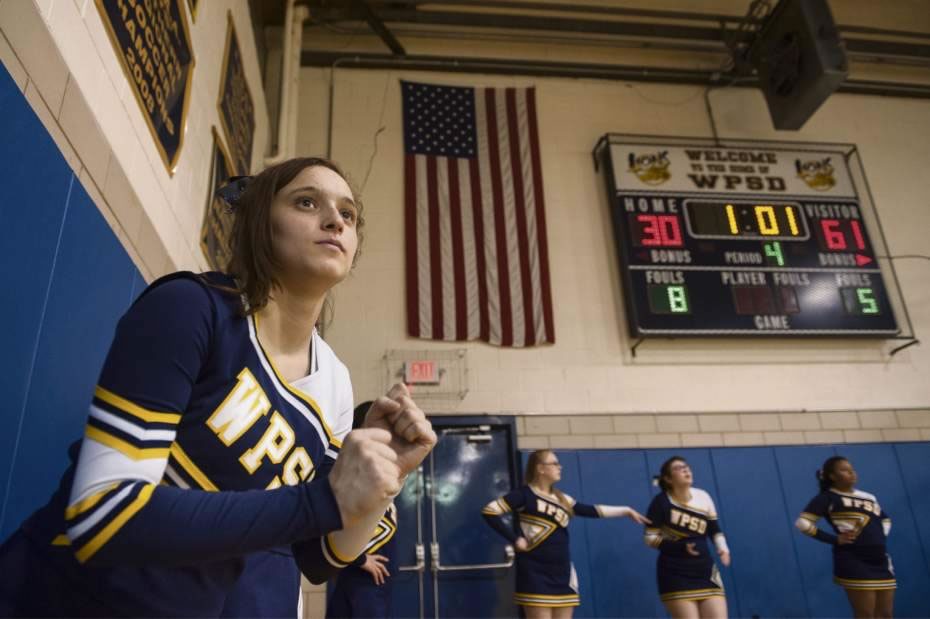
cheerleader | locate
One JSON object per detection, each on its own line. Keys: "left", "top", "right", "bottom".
{"left": 795, "top": 456, "right": 895, "bottom": 618}
{"left": 644, "top": 456, "right": 730, "bottom": 619}
{"left": 482, "top": 449, "right": 648, "bottom": 619}
{"left": 0, "top": 159, "right": 437, "bottom": 617}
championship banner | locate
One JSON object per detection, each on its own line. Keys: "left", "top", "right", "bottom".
{"left": 200, "top": 128, "right": 235, "bottom": 270}
{"left": 217, "top": 11, "right": 255, "bottom": 176}
{"left": 95, "top": 0, "right": 194, "bottom": 174}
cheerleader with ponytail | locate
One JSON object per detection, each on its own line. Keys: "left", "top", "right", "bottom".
{"left": 796, "top": 456, "right": 895, "bottom": 618}
{"left": 481, "top": 450, "right": 648, "bottom": 619}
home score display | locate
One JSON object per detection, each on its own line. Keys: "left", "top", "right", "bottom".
{"left": 597, "top": 137, "right": 899, "bottom": 336}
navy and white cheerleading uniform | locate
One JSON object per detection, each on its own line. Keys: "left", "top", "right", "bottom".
{"left": 326, "top": 502, "right": 398, "bottom": 618}
{"left": 482, "top": 485, "right": 606, "bottom": 608}
{"left": 796, "top": 488, "right": 895, "bottom": 591}
{"left": 644, "top": 488, "right": 728, "bottom": 603}
{"left": 0, "top": 272, "right": 356, "bottom": 617}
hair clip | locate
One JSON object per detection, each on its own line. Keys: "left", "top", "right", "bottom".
{"left": 216, "top": 175, "right": 252, "bottom": 209}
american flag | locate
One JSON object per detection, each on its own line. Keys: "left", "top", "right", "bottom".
{"left": 402, "top": 81, "right": 555, "bottom": 347}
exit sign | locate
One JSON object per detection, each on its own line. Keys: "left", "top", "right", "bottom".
{"left": 405, "top": 360, "right": 440, "bottom": 385}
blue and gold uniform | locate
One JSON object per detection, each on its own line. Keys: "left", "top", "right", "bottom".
{"left": 796, "top": 488, "right": 895, "bottom": 590}
{"left": 326, "top": 503, "right": 398, "bottom": 618}
{"left": 483, "top": 486, "right": 604, "bottom": 608}
{"left": 644, "top": 488, "right": 728, "bottom": 603}
{"left": 0, "top": 272, "right": 355, "bottom": 617}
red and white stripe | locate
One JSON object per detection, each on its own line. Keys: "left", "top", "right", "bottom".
{"left": 405, "top": 87, "right": 554, "bottom": 347}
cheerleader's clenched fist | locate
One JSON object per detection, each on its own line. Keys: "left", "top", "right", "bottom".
{"left": 328, "top": 428, "right": 402, "bottom": 526}
{"left": 363, "top": 383, "right": 437, "bottom": 477}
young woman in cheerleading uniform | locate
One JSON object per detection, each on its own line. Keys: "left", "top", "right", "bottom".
{"left": 644, "top": 456, "right": 731, "bottom": 619}
{"left": 796, "top": 456, "right": 895, "bottom": 618}
{"left": 482, "top": 449, "right": 648, "bottom": 618}
{"left": 0, "top": 158, "right": 436, "bottom": 617}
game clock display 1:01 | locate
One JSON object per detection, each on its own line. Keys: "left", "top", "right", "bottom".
{"left": 685, "top": 200, "right": 809, "bottom": 241}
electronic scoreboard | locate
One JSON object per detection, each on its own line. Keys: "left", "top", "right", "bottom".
{"left": 595, "top": 136, "right": 899, "bottom": 337}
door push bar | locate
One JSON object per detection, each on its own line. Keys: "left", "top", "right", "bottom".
{"left": 429, "top": 543, "right": 515, "bottom": 572}
{"left": 398, "top": 543, "right": 426, "bottom": 572}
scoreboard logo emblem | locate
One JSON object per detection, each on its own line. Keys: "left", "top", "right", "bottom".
{"left": 795, "top": 157, "right": 836, "bottom": 191}
{"left": 628, "top": 150, "right": 671, "bottom": 186}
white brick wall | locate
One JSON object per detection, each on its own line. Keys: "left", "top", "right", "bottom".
{"left": 613, "top": 415, "right": 657, "bottom": 434}
{"left": 657, "top": 415, "right": 698, "bottom": 433}
{"left": 723, "top": 432, "right": 765, "bottom": 446}
{"left": 897, "top": 410, "right": 930, "bottom": 428}
{"left": 698, "top": 415, "right": 740, "bottom": 433}
{"left": 510, "top": 409, "right": 929, "bottom": 450}
{"left": 569, "top": 415, "right": 613, "bottom": 435}
{"left": 804, "top": 430, "right": 845, "bottom": 445}
{"left": 525, "top": 416, "right": 570, "bottom": 436}
{"left": 844, "top": 429, "right": 885, "bottom": 443}
{"left": 820, "top": 412, "right": 860, "bottom": 430}
{"left": 314, "top": 62, "right": 930, "bottom": 424}
{"left": 859, "top": 411, "right": 899, "bottom": 429}
{"left": 739, "top": 414, "right": 782, "bottom": 432}
{"left": 681, "top": 433, "right": 724, "bottom": 447}
{"left": 1, "top": 0, "right": 270, "bottom": 281}
{"left": 780, "top": 413, "right": 822, "bottom": 431}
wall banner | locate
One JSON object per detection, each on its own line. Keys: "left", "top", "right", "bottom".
{"left": 200, "top": 128, "right": 235, "bottom": 270}
{"left": 95, "top": 0, "right": 195, "bottom": 174}
{"left": 217, "top": 11, "right": 255, "bottom": 176}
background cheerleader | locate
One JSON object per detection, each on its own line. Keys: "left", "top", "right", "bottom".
{"left": 326, "top": 402, "right": 399, "bottom": 619}
{"left": 644, "top": 456, "right": 730, "bottom": 619}
{"left": 482, "top": 449, "right": 648, "bottom": 619}
{"left": 796, "top": 456, "right": 895, "bottom": 618}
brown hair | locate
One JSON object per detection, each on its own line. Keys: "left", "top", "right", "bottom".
{"left": 525, "top": 450, "right": 572, "bottom": 512}
{"left": 225, "top": 157, "right": 365, "bottom": 314}
{"left": 817, "top": 456, "right": 848, "bottom": 493}
{"left": 655, "top": 455, "right": 687, "bottom": 492}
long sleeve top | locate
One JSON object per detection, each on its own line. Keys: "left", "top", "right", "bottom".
{"left": 340, "top": 502, "right": 399, "bottom": 579}
{"left": 644, "top": 488, "right": 729, "bottom": 564}
{"left": 795, "top": 488, "right": 891, "bottom": 554}
{"left": 482, "top": 485, "right": 610, "bottom": 564}
{"left": 18, "top": 272, "right": 354, "bottom": 616}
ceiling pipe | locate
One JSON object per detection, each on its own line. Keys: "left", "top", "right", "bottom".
{"left": 266, "top": 1, "right": 311, "bottom": 166}
{"left": 301, "top": 51, "right": 930, "bottom": 100}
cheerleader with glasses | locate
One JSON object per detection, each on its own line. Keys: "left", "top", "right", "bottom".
{"left": 796, "top": 456, "right": 895, "bottom": 618}
{"left": 482, "top": 450, "right": 649, "bottom": 619}
{"left": 644, "top": 456, "right": 730, "bottom": 619}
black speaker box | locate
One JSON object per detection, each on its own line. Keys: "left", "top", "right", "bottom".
{"left": 752, "top": 0, "right": 848, "bottom": 130}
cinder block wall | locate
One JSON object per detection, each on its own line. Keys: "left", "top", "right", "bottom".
{"left": 513, "top": 409, "right": 930, "bottom": 450}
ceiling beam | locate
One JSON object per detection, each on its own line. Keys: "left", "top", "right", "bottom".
{"left": 308, "top": 4, "right": 930, "bottom": 63}
{"left": 350, "top": 0, "right": 406, "bottom": 56}
{"left": 301, "top": 50, "right": 930, "bottom": 100}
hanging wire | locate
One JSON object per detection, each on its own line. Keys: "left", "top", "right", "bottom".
{"left": 704, "top": 0, "right": 774, "bottom": 144}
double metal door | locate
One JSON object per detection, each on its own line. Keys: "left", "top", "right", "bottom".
{"left": 392, "top": 417, "right": 519, "bottom": 618}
